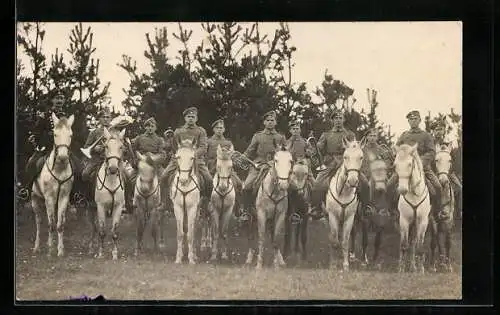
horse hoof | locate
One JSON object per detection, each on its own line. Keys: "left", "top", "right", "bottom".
{"left": 221, "top": 252, "right": 229, "bottom": 260}
{"left": 175, "top": 259, "right": 182, "bottom": 264}
{"left": 134, "top": 250, "right": 140, "bottom": 257}
{"left": 158, "top": 242, "right": 166, "bottom": 249}
{"left": 32, "top": 247, "right": 40, "bottom": 254}
{"left": 57, "top": 251, "right": 64, "bottom": 257}
{"left": 256, "top": 264, "right": 263, "bottom": 270}
{"left": 189, "top": 259, "right": 197, "bottom": 265}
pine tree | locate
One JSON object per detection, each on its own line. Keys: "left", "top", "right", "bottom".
{"left": 66, "top": 22, "right": 110, "bottom": 148}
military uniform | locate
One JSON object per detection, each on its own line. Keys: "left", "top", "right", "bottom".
{"left": 387, "top": 110, "right": 442, "bottom": 212}
{"left": 162, "top": 127, "right": 175, "bottom": 167}
{"left": 207, "top": 119, "right": 244, "bottom": 215}
{"left": 286, "top": 120, "right": 315, "bottom": 181}
{"left": 309, "top": 111, "right": 370, "bottom": 217}
{"left": 25, "top": 95, "right": 80, "bottom": 188}
{"left": 161, "top": 107, "right": 213, "bottom": 210}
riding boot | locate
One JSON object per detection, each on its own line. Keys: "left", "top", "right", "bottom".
{"left": 309, "top": 187, "right": 326, "bottom": 220}
{"left": 358, "top": 173, "right": 371, "bottom": 206}
{"left": 239, "top": 189, "right": 254, "bottom": 222}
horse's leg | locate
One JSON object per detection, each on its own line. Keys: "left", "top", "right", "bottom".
{"left": 283, "top": 213, "right": 291, "bottom": 260}
{"left": 151, "top": 205, "right": 161, "bottom": 253}
{"left": 245, "top": 215, "right": 256, "bottom": 266}
{"left": 294, "top": 219, "right": 301, "bottom": 263}
{"left": 445, "top": 222, "right": 453, "bottom": 272}
{"left": 173, "top": 203, "right": 184, "bottom": 264}
{"left": 110, "top": 199, "right": 124, "bottom": 261}
{"left": 31, "top": 194, "right": 44, "bottom": 254}
{"left": 299, "top": 214, "right": 308, "bottom": 263}
{"left": 361, "top": 218, "right": 369, "bottom": 267}
{"left": 372, "top": 227, "right": 383, "bottom": 270}
{"left": 209, "top": 201, "right": 220, "bottom": 262}
{"left": 398, "top": 208, "right": 410, "bottom": 273}
{"left": 96, "top": 202, "right": 106, "bottom": 259}
{"left": 134, "top": 202, "right": 146, "bottom": 257}
{"left": 220, "top": 202, "right": 233, "bottom": 260}
{"left": 158, "top": 209, "right": 166, "bottom": 249}
{"left": 56, "top": 192, "right": 71, "bottom": 257}
{"left": 187, "top": 200, "right": 199, "bottom": 265}
{"left": 349, "top": 214, "right": 357, "bottom": 262}
{"left": 255, "top": 208, "right": 266, "bottom": 270}
{"left": 341, "top": 206, "right": 357, "bottom": 272}
{"left": 87, "top": 206, "right": 98, "bottom": 255}
{"left": 273, "top": 207, "right": 287, "bottom": 269}
{"left": 428, "top": 216, "right": 438, "bottom": 272}
{"left": 415, "top": 209, "right": 430, "bottom": 274}
{"left": 44, "top": 197, "right": 57, "bottom": 257}
{"left": 326, "top": 210, "right": 340, "bottom": 270}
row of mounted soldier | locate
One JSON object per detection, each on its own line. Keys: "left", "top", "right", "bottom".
{"left": 20, "top": 90, "right": 462, "bottom": 271}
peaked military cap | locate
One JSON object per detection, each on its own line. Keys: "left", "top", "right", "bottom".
{"left": 288, "top": 120, "right": 301, "bottom": 128}
{"left": 183, "top": 107, "right": 198, "bottom": 116}
{"left": 164, "top": 127, "right": 174, "bottom": 136}
{"left": 406, "top": 110, "right": 421, "bottom": 119}
{"left": 263, "top": 110, "right": 277, "bottom": 120}
{"left": 211, "top": 119, "right": 224, "bottom": 128}
{"left": 144, "top": 117, "right": 157, "bottom": 126}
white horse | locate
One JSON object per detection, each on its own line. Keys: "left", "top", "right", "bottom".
{"left": 207, "top": 144, "right": 237, "bottom": 262}
{"left": 429, "top": 143, "right": 455, "bottom": 272}
{"left": 394, "top": 143, "right": 432, "bottom": 273}
{"left": 171, "top": 138, "right": 201, "bottom": 264}
{"left": 325, "top": 138, "right": 364, "bottom": 272}
{"left": 246, "top": 145, "right": 293, "bottom": 270}
{"left": 89, "top": 128, "right": 127, "bottom": 260}
{"left": 31, "top": 113, "right": 75, "bottom": 257}
{"left": 133, "top": 152, "right": 163, "bottom": 256}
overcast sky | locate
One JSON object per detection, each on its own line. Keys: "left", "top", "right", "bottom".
{"left": 17, "top": 22, "right": 462, "bottom": 139}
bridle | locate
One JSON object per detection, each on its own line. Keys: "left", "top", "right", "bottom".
{"left": 96, "top": 138, "right": 125, "bottom": 216}
{"left": 135, "top": 164, "right": 160, "bottom": 217}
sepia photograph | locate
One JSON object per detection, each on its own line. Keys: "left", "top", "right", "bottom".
{"left": 15, "top": 21, "right": 462, "bottom": 300}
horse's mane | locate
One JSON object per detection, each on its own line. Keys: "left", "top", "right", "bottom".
{"left": 396, "top": 144, "right": 424, "bottom": 172}
{"left": 178, "top": 139, "right": 196, "bottom": 149}
{"left": 53, "top": 117, "right": 71, "bottom": 130}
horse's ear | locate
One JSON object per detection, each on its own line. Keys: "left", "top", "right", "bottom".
{"left": 136, "top": 151, "right": 145, "bottom": 161}
{"left": 67, "top": 114, "right": 75, "bottom": 126}
{"left": 51, "top": 112, "right": 59, "bottom": 125}
{"left": 103, "top": 127, "right": 111, "bottom": 140}
{"left": 359, "top": 135, "right": 367, "bottom": 149}
{"left": 119, "top": 128, "right": 126, "bottom": 139}
{"left": 342, "top": 136, "right": 350, "bottom": 149}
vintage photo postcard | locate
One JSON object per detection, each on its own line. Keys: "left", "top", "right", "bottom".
{"left": 15, "top": 21, "right": 462, "bottom": 301}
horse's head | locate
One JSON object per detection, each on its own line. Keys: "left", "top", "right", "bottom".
{"left": 175, "top": 138, "right": 196, "bottom": 185}
{"left": 272, "top": 144, "right": 293, "bottom": 191}
{"left": 394, "top": 143, "right": 420, "bottom": 194}
{"left": 103, "top": 127, "right": 125, "bottom": 175}
{"left": 51, "top": 113, "right": 74, "bottom": 165}
{"left": 435, "top": 143, "right": 453, "bottom": 185}
{"left": 136, "top": 151, "right": 156, "bottom": 182}
{"left": 291, "top": 159, "right": 309, "bottom": 189}
{"left": 370, "top": 159, "right": 388, "bottom": 191}
{"left": 216, "top": 144, "right": 234, "bottom": 191}
{"left": 342, "top": 138, "right": 364, "bottom": 188}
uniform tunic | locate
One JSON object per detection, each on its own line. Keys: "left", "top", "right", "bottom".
{"left": 396, "top": 128, "right": 435, "bottom": 168}
{"left": 131, "top": 132, "right": 167, "bottom": 163}
{"left": 242, "top": 129, "right": 286, "bottom": 190}
{"left": 316, "top": 128, "right": 356, "bottom": 167}
{"left": 285, "top": 135, "right": 313, "bottom": 162}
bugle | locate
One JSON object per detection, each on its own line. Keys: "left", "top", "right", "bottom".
{"left": 306, "top": 136, "right": 327, "bottom": 171}
{"left": 231, "top": 151, "right": 261, "bottom": 170}
{"left": 80, "top": 135, "right": 104, "bottom": 159}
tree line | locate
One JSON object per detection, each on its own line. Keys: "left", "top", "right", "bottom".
{"left": 16, "top": 22, "right": 461, "bottom": 173}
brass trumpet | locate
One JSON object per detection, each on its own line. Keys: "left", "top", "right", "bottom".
{"left": 306, "top": 136, "right": 327, "bottom": 171}
{"left": 80, "top": 135, "right": 104, "bottom": 159}
{"left": 231, "top": 151, "right": 261, "bottom": 170}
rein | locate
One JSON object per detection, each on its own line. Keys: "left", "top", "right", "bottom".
{"left": 35, "top": 145, "right": 74, "bottom": 216}
{"left": 135, "top": 174, "right": 160, "bottom": 217}
{"left": 328, "top": 163, "right": 359, "bottom": 225}
{"left": 260, "top": 164, "right": 289, "bottom": 227}
{"left": 213, "top": 172, "right": 235, "bottom": 214}
{"left": 96, "top": 155, "right": 124, "bottom": 216}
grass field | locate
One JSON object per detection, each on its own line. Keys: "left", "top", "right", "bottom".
{"left": 15, "top": 203, "right": 462, "bottom": 300}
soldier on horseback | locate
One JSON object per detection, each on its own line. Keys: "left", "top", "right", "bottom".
{"left": 432, "top": 120, "right": 462, "bottom": 192}
{"left": 286, "top": 120, "right": 315, "bottom": 196}
{"left": 206, "top": 119, "right": 244, "bottom": 216}
{"left": 125, "top": 117, "right": 168, "bottom": 214}
{"left": 239, "top": 110, "right": 305, "bottom": 221}
{"left": 309, "top": 109, "right": 371, "bottom": 219}
{"left": 387, "top": 110, "right": 442, "bottom": 214}
{"left": 160, "top": 107, "right": 213, "bottom": 213}
{"left": 25, "top": 91, "right": 80, "bottom": 196}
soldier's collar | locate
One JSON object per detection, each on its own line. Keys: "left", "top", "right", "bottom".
{"left": 184, "top": 123, "right": 197, "bottom": 129}
{"left": 263, "top": 128, "right": 276, "bottom": 134}
{"left": 332, "top": 127, "right": 345, "bottom": 132}
{"left": 212, "top": 134, "right": 225, "bottom": 139}
{"left": 410, "top": 127, "right": 421, "bottom": 132}
{"left": 365, "top": 142, "right": 378, "bottom": 148}
{"left": 289, "top": 135, "right": 300, "bottom": 140}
